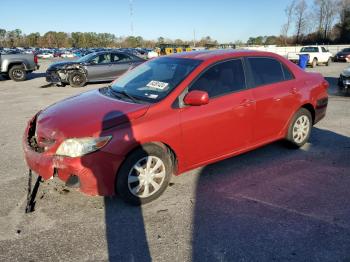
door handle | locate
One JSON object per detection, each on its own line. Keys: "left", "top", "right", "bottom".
{"left": 240, "top": 99, "right": 255, "bottom": 107}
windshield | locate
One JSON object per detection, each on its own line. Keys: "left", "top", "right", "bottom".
{"left": 342, "top": 48, "right": 350, "bottom": 52}
{"left": 111, "top": 57, "right": 202, "bottom": 103}
{"left": 77, "top": 52, "right": 97, "bottom": 63}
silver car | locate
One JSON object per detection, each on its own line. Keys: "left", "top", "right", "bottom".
{"left": 46, "top": 51, "right": 145, "bottom": 87}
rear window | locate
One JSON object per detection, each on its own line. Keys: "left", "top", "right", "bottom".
{"left": 247, "top": 57, "right": 285, "bottom": 86}
{"left": 300, "top": 47, "right": 318, "bottom": 52}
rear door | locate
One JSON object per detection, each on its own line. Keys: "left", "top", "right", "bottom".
{"left": 245, "top": 57, "right": 299, "bottom": 143}
{"left": 180, "top": 58, "right": 255, "bottom": 167}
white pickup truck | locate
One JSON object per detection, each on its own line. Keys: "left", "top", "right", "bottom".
{"left": 287, "top": 46, "right": 333, "bottom": 68}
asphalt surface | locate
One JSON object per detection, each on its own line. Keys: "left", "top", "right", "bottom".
{"left": 0, "top": 59, "right": 349, "bottom": 262}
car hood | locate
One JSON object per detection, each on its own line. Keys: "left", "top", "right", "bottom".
{"left": 47, "top": 61, "right": 80, "bottom": 70}
{"left": 342, "top": 67, "right": 350, "bottom": 77}
{"left": 35, "top": 89, "right": 149, "bottom": 140}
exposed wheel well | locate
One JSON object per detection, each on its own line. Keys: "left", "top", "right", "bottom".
{"left": 8, "top": 63, "right": 25, "bottom": 71}
{"left": 301, "top": 103, "right": 315, "bottom": 124}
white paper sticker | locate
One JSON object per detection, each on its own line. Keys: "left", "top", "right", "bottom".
{"left": 147, "top": 94, "right": 159, "bottom": 99}
{"left": 146, "top": 80, "right": 169, "bottom": 90}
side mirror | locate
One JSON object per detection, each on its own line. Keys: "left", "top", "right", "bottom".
{"left": 184, "top": 90, "right": 209, "bottom": 106}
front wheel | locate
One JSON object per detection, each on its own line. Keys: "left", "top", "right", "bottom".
{"left": 326, "top": 58, "right": 331, "bottom": 66}
{"left": 68, "top": 71, "right": 87, "bottom": 87}
{"left": 116, "top": 145, "right": 172, "bottom": 205}
{"left": 311, "top": 58, "right": 317, "bottom": 68}
{"left": 286, "top": 108, "right": 312, "bottom": 148}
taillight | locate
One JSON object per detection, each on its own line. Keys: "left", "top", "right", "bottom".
{"left": 34, "top": 55, "right": 38, "bottom": 64}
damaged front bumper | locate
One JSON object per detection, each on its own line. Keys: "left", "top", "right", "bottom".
{"left": 22, "top": 115, "right": 123, "bottom": 196}
{"left": 46, "top": 70, "right": 67, "bottom": 84}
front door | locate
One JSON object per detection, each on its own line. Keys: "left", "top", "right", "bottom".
{"left": 180, "top": 58, "right": 254, "bottom": 168}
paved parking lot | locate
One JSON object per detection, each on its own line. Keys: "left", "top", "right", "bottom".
{"left": 0, "top": 59, "right": 349, "bottom": 261}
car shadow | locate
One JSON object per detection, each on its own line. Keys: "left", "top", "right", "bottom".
{"left": 325, "top": 77, "right": 350, "bottom": 97}
{"left": 191, "top": 128, "right": 350, "bottom": 261}
{"left": 27, "top": 72, "right": 47, "bottom": 80}
{"left": 80, "top": 110, "right": 151, "bottom": 262}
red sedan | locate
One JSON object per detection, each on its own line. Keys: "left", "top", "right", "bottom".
{"left": 23, "top": 50, "right": 329, "bottom": 205}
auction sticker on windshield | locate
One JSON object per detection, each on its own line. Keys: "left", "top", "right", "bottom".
{"left": 146, "top": 80, "right": 169, "bottom": 90}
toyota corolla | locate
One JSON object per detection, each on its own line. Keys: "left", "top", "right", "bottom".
{"left": 23, "top": 50, "right": 329, "bottom": 205}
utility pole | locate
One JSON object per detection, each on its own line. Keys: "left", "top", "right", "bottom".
{"left": 129, "top": 0, "right": 134, "bottom": 36}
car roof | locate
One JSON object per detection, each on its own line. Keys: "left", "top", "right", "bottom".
{"left": 169, "top": 49, "right": 280, "bottom": 61}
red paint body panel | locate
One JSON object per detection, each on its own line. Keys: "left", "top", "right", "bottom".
{"left": 23, "top": 50, "right": 328, "bottom": 196}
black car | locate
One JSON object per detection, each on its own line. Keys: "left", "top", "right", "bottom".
{"left": 46, "top": 51, "right": 145, "bottom": 87}
{"left": 334, "top": 48, "right": 350, "bottom": 62}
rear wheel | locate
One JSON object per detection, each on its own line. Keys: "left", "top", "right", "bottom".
{"left": 311, "top": 58, "right": 317, "bottom": 68}
{"left": 9, "top": 65, "right": 26, "bottom": 81}
{"left": 286, "top": 108, "right": 312, "bottom": 148}
{"left": 116, "top": 145, "right": 172, "bottom": 205}
{"left": 68, "top": 71, "right": 87, "bottom": 87}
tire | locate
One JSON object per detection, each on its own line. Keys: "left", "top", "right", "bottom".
{"left": 116, "top": 144, "right": 173, "bottom": 205}
{"left": 311, "top": 58, "right": 317, "bottom": 68}
{"left": 68, "top": 71, "right": 87, "bottom": 87}
{"left": 326, "top": 58, "right": 331, "bottom": 66}
{"left": 9, "top": 65, "right": 26, "bottom": 81}
{"left": 286, "top": 108, "right": 312, "bottom": 148}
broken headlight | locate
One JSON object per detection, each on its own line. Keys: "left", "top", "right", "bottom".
{"left": 56, "top": 136, "right": 112, "bottom": 157}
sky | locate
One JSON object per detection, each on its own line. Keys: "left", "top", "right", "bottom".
{"left": 0, "top": 0, "right": 313, "bottom": 42}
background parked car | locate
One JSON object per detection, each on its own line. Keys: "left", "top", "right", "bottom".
{"left": 37, "top": 52, "right": 54, "bottom": 59}
{"left": 334, "top": 48, "right": 350, "bottom": 62}
{"left": 338, "top": 65, "right": 350, "bottom": 92}
{"left": 0, "top": 52, "right": 39, "bottom": 81}
{"left": 61, "top": 52, "right": 75, "bottom": 58}
{"left": 46, "top": 50, "right": 145, "bottom": 87}
{"left": 287, "top": 46, "right": 333, "bottom": 67}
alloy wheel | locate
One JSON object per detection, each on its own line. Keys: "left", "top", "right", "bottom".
{"left": 292, "top": 115, "right": 310, "bottom": 144}
{"left": 127, "top": 156, "right": 166, "bottom": 198}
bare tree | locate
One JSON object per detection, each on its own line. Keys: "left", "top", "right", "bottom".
{"left": 281, "top": 0, "right": 296, "bottom": 45}
{"left": 314, "top": 0, "right": 339, "bottom": 40}
{"left": 294, "top": 0, "right": 308, "bottom": 44}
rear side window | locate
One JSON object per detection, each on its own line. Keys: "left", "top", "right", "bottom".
{"left": 248, "top": 57, "right": 284, "bottom": 86}
{"left": 282, "top": 64, "right": 294, "bottom": 80}
{"left": 189, "top": 59, "right": 246, "bottom": 98}
{"left": 112, "top": 53, "right": 132, "bottom": 62}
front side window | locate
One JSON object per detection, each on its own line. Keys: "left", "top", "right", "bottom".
{"left": 111, "top": 57, "right": 202, "bottom": 103}
{"left": 248, "top": 57, "right": 284, "bottom": 86}
{"left": 189, "top": 59, "right": 246, "bottom": 98}
{"left": 321, "top": 47, "right": 327, "bottom": 52}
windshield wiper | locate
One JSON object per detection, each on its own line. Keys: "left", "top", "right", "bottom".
{"left": 109, "top": 87, "right": 139, "bottom": 103}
